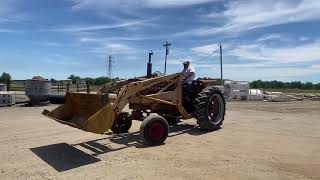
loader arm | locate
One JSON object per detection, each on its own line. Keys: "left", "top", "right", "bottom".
{"left": 112, "top": 73, "right": 182, "bottom": 115}
{"left": 98, "top": 79, "right": 130, "bottom": 94}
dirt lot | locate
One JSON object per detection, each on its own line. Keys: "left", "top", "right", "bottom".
{"left": 0, "top": 101, "right": 319, "bottom": 180}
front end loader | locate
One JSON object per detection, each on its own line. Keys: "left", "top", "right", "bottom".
{"left": 43, "top": 73, "right": 225, "bottom": 145}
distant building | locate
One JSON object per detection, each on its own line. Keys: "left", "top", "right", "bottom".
{"left": 224, "top": 80, "right": 250, "bottom": 100}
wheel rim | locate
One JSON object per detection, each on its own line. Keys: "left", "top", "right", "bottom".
{"left": 207, "top": 94, "right": 224, "bottom": 124}
{"left": 149, "top": 122, "right": 165, "bottom": 140}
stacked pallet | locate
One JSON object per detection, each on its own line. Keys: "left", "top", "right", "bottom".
{"left": 0, "top": 92, "right": 15, "bottom": 106}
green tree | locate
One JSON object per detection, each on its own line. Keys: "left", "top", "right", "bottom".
{"left": 50, "top": 78, "right": 57, "bottom": 83}
{"left": 0, "top": 72, "right": 11, "bottom": 89}
{"left": 94, "top": 76, "right": 111, "bottom": 85}
{"left": 314, "top": 83, "right": 320, "bottom": 90}
{"left": 304, "top": 82, "right": 313, "bottom": 89}
{"left": 250, "top": 80, "right": 319, "bottom": 90}
{"left": 83, "top": 77, "right": 95, "bottom": 85}
{"left": 68, "top": 74, "right": 81, "bottom": 84}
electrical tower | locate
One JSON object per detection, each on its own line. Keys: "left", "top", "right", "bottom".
{"left": 163, "top": 41, "right": 171, "bottom": 75}
{"left": 108, "top": 55, "right": 113, "bottom": 78}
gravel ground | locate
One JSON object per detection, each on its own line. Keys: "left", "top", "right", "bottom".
{"left": 0, "top": 101, "right": 319, "bottom": 180}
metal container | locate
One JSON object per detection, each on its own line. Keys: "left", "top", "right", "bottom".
{"left": 25, "top": 79, "right": 51, "bottom": 105}
{"left": 0, "top": 83, "right": 7, "bottom": 91}
{"left": 224, "top": 81, "right": 250, "bottom": 100}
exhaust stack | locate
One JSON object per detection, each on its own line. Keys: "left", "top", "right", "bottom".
{"left": 147, "top": 50, "right": 153, "bottom": 78}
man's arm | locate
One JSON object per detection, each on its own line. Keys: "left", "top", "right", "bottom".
{"left": 182, "top": 66, "right": 195, "bottom": 80}
{"left": 183, "top": 71, "right": 194, "bottom": 80}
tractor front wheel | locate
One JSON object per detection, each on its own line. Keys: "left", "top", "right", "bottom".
{"left": 140, "top": 114, "right": 169, "bottom": 146}
{"left": 111, "top": 112, "right": 132, "bottom": 134}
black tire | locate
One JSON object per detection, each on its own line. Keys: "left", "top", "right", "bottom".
{"left": 111, "top": 112, "right": 132, "bottom": 134}
{"left": 194, "top": 86, "right": 226, "bottom": 131}
{"left": 140, "top": 114, "right": 169, "bottom": 146}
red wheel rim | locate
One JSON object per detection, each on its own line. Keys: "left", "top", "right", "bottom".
{"left": 149, "top": 122, "right": 165, "bottom": 140}
{"left": 207, "top": 94, "right": 223, "bottom": 124}
{"left": 208, "top": 96, "right": 218, "bottom": 116}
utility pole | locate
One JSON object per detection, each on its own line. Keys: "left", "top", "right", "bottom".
{"left": 108, "top": 55, "right": 113, "bottom": 79}
{"left": 219, "top": 44, "right": 223, "bottom": 86}
{"left": 163, "top": 41, "right": 171, "bottom": 75}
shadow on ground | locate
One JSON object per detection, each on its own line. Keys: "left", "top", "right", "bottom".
{"left": 30, "top": 143, "right": 100, "bottom": 172}
{"left": 30, "top": 123, "right": 218, "bottom": 172}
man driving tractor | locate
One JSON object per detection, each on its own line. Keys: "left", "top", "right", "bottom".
{"left": 181, "top": 61, "right": 197, "bottom": 83}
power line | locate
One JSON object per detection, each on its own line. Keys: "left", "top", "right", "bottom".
{"left": 191, "top": 48, "right": 219, "bottom": 63}
{"left": 167, "top": 48, "right": 219, "bottom": 65}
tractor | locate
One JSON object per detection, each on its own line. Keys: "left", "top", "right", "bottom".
{"left": 43, "top": 73, "right": 226, "bottom": 145}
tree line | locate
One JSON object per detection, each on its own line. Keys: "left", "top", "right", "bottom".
{"left": 2, "top": 71, "right": 320, "bottom": 90}
{"left": 51, "top": 74, "right": 122, "bottom": 85}
{"left": 0, "top": 72, "right": 121, "bottom": 86}
{"left": 250, "top": 80, "right": 320, "bottom": 90}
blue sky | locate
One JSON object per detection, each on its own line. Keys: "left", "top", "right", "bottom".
{"left": 0, "top": 0, "right": 319, "bottom": 82}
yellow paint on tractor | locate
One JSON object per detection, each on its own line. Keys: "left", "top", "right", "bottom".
{"left": 42, "top": 92, "right": 116, "bottom": 134}
{"left": 42, "top": 73, "right": 193, "bottom": 135}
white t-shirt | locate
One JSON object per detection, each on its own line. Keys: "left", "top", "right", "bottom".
{"left": 182, "top": 65, "right": 197, "bottom": 82}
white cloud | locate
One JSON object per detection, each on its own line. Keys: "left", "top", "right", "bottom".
{"left": 36, "top": 42, "right": 64, "bottom": 47}
{"left": 46, "top": 54, "right": 80, "bottom": 66}
{"left": 0, "top": 0, "right": 28, "bottom": 23}
{"left": 145, "top": 0, "right": 218, "bottom": 8}
{"left": 79, "top": 34, "right": 167, "bottom": 42}
{"left": 0, "top": 29, "right": 16, "bottom": 33}
{"left": 256, "top": 33, "right": 311, "bottom": 43}
{"left": 178, "top": 0, "right": 320, "bottom": 36}
{"left": 105, "top": 43, "right": 133, "bottom": 51}
{"left": 256, "top": 34, "right": 282, "bottom": 42}
{"left": 299, "top": 36, "right": 310, "bottom": 41}
{"left": 311, "top": 64, "right": 320, "bottom": 69}
{"left": 47, "top": 59, "right": 80, "bottom": 65}
{"left": 53, "top": 18, "right": 156, "bottom": 32}
{"left": 229, "top": 42, "right": 320, "bottom": 63}
{"left": 35, "top": 42, "right": 79, "bottom": 47}
{"left": 190, "top": 40, "right": 320, "bottom": 81}
{"left": 70, "top": 0, "right": 218, "bottom": 10}
{"left": 196, "top": 62, "right": 319, "bottom": 81}
{"left": 191, "top": 43, "right": 220, "bottom": 55}
{"left": 90, "top": 42, "right": 135, "bottom": 56}
{"left": 224, "top": 66, "right": 319, "bottom": 81}
{"left": 80, "top": 37, "right": 141, "bottom": 42}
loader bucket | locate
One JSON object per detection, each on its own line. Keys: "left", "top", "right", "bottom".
{"left": 42, "top": 93, "right": 116, "bottom": 134}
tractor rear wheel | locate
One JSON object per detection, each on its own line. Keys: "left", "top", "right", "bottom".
{"left": 111, "top": 112, "right": 132, "bottom": 134}
{"left": 140, "top": 114, "right": 169, "bottom": 146}
{"left": 194, "top": 86, "right": 226, "bottom": 131}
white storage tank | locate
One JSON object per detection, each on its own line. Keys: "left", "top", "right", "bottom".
{"left": 0, "top": 83, "right": 7, "bottom": 91}
{"left": 0, "top": 91, "right": 15, "bottom": 106}
{"left": 25, "top": 76, "right": 51, "bottom": 105}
